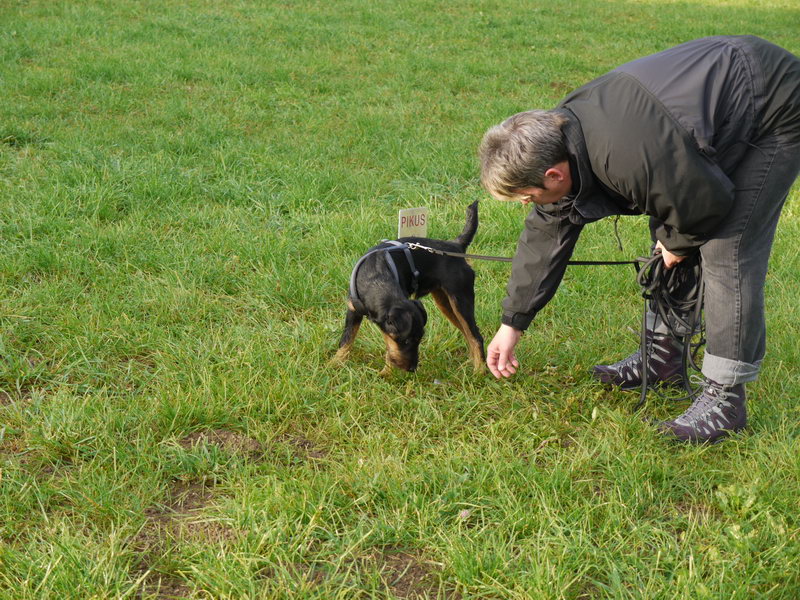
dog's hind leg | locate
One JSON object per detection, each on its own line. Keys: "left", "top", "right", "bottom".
{"left": 332, "top": 302, "right": 363, "bottom": 364}
{"left": 431, "top": 289, "right": 486, "bottom": 372}
{"left": 431, "top": 289, "right": 467, "bottom": 335}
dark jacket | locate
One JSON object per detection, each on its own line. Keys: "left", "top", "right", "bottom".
{"left": 502, "top": 35, "right": 800, "bottom": 331}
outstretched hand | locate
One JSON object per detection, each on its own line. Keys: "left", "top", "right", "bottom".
{"left": 486, "top": 324, "right": 523, "bottom": 379}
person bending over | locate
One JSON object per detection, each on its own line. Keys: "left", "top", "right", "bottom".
{"left": 479, "top": 35, "right": 800, "bottom": 443}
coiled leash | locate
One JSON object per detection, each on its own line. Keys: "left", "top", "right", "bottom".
{"left": 633, "top": 250, "right": 705, "bottom": 410}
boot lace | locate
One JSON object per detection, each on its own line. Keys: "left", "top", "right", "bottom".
{"left": 610, "top": 349, "right": 642, "bottom": 370}
{"left": 679, "top": 376, "right": 734, "bottom": 423}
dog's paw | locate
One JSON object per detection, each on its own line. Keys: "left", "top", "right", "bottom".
{"left": 329, "top": 348, "right": 350, "bottom": 367}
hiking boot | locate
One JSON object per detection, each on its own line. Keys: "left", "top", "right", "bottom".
{"left": 591, "top": 334, "right": 684, "bottom": 390}
{"left": 657, "top": 379, "right": 746, "bottom": 443}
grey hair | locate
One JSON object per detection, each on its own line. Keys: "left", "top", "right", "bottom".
{"left": 478, "top": 110, "right": 568, "bottom": 201}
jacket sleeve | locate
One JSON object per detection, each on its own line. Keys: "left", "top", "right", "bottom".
{"left": 501, "top": 200, "right": 584, "bottom": 330}
{"left": 649, "top": 218, "right": 710, "bottom": 256}
{"left": 624, "top": 141, "right": 736, "bottom": 255}
{"left": 603, "top": 119, "right": 736, "bottom": 254}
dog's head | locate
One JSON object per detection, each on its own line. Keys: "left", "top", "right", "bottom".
{"left": 379, "top": 299, "right": 427, "bottom": 371}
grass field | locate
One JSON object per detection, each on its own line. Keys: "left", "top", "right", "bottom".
{"left": 1, "top": 0, "right": 799, "bottom": 598}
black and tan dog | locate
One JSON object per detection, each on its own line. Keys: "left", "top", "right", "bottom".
{"left": 333, "top": 201, "right": 485, "bottom": 375}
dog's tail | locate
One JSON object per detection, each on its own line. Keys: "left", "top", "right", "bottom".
{"left": 453, "top": 201, "right": 479, "bottom": 250}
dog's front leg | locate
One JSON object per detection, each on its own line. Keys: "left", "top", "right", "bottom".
{"left": 332, "top": 302, "right": 363, "bottom": 364}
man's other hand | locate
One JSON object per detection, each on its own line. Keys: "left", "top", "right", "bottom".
{"left": 487, "top": 324, "right": 523, "bottom": 379}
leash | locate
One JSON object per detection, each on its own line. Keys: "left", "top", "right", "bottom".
{"left": 405, "top": 241, "right": 706, "bottom": 411}
{"left": 348, "top": 240, "right": 638, "bottom": 314}
{"left": 405, "top": 242, "right": 640, "bottom": 268}
{"left": 633, "top": 251, "right": 705, "bottom": 411}
{"left": 349, "top": 240, "right": 704, "bottom": 412}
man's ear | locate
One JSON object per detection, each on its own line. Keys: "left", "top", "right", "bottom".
{"left": 544, "top": 164, "right": 567, "bottom": 183}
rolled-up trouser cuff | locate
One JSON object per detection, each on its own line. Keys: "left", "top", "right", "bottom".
{"left": 702, "top": 352, "right": 761, "bottom": 386}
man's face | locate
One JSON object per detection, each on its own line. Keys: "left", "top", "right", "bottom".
{"left": 513, "top": 183, "right": 567, "bottom": 206}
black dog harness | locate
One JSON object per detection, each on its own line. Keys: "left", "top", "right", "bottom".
{"left": 349, "top": 241, "right": 420, "bottom": 313}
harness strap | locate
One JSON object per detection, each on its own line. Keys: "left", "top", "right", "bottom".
{"left": 382, "top": 240, "right": 420, "bottom": 296}
{"left": 348, "top": 242, "right": 420, "bottom": 312}
{"left": 348, "top": 249, "right": 378, "bottom": 310}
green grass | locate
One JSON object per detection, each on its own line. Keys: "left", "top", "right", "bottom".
{"left": 1, "top": 0, "right": 799, "bottom": 598}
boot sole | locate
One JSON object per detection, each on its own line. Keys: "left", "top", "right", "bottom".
{"left": 591, "top": 373, "right": 686, "bottom": 392}
{"left": 662, "top": 427, "right": 745, "bottom": 445}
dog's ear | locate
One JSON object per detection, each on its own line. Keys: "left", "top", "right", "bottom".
{"left": 384, "top": 306, "right": 413, "bottom": 336}
{"left": 411, "top": 300, "right": 427, "bottom": 326}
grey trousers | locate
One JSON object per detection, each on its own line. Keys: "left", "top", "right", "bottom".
{"left": 649, "top": 132, "right": 800, "bottom": 385}
{"left": 701, "top": 133, "right": 800, "bottom": 385}
{"left": 648, "top": 38, "right": 800, "bottom": 386}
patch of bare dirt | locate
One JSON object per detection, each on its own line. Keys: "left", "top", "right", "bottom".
{"left": 177, "top": 428, "right": 263, "bottom": 458}
{"left": 132, "top": 478, "right": 234, "bottom": 598}
{"left": 161, "top": 479, "right": 216, "bottom": 515}
{"left": 549, "top": 81, "right": 574, "bottom": 95}
{"left": 0, "top": 431, "right": 25, "bottom": 457}
{"left": 135, "top": 479, "right": 234, "bottom": 549}
{"left": 575, "top": 579, "right": 602, "bottom": 599}
{"left": 135, "top": 574, "right": 192, "bottom": 600}
{"left": 0, "top": 386, "right": 39, "bottom": 405}
{"left": 560, "top": 435, "right": 577, "bottom": 449}
{"left": 277, "top": 433, "right": 328, "bottom": 461}
{"left": 120, "top": 353, "right": 157, "bottom": 370}
{"left": 369, "top": 546, "right": 459, "bottom": 600}
{"left": 381, "top": 552, "right": 437, "bottom": 599}
{"left": 290, "top": 562, "right": 328, "bottom": 586}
